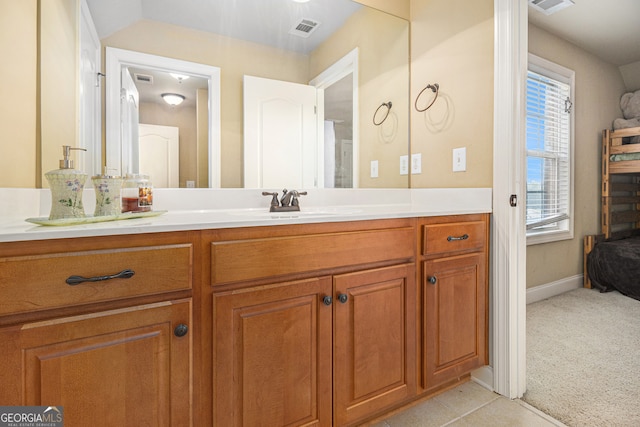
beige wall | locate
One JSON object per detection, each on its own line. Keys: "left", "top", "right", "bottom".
{"left": 196, "top": 88, "right": 209, "bottom": 188}
{"left": 103, "top": 20, "right": 310, "bottom": 188}
{"left": 526, "top": 24, "right": 627, "bottom": 288}
{"left": 40, "top": 0, "right": 78, "bottom": 188}
{"left": 0, "top": 0, "right": 37, "bottom": 187}
{"left": 355, "top": 0, "right": 409, "bottom": 20}
{"left": 409, "top": 0, "right": 494, "bottom": 188}
{"left": 0, "top": 0, "right": 78, "bottom": 188}
{"left": 619, "top": 61, "right": 640, "bottom": 92}
{"left": 310, "top": 7, "right": 410, "bottom": 188}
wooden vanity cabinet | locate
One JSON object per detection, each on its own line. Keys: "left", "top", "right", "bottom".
{"left": 418, "top": 214, "right": 489, "bottom": 391}
{"left": 206, "top": 220, "right": 416, "bottom": 427}
{"left": 333, "top": 263, "right": 415, "bottom": 426}
{"left": 212, "top": 276, "right": 333, "bottom": 427}
{"left": 0, "top": 212, "right": 489, "bottom": 427}
{"left": 0, "top": 232, "right": 196, "bottom": 427}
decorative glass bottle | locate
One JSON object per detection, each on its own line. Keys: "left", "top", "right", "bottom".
{"left": 121, "top": 173, "right": 153, "bottom": 213}
{"left": 92, "top": 169, "right": 123, "bottom": 217}
{"left": 44, "top": 146, "right": 87, "bottom": 220}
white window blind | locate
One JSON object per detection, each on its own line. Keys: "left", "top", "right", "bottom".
{"left": 526, "top": 55, "right": 574, "bottom": 242}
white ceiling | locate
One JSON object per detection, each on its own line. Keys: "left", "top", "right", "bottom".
{"left": 88, "top": 0, "right": 640, "bottom": 106}
{"left": 87, "top": 0, "right": 640, "bottom": 68}
{"left": 528, "top": 0, "right": 640, "bottom": 67}
{"left": 86, "top": 0, "right": 362, "bottom": 55}
{"left": 85, "top": 0, "right": 363, "bottom": 108}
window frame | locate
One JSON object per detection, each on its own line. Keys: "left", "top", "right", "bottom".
{"left": 526, "top": 54, "right": 575, "bottom": 246}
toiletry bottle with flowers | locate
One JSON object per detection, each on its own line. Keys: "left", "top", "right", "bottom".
{"left": 44, "top": 146, "right": 87, "bottom": 220}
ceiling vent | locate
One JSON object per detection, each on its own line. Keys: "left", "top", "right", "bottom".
{"left": 289, "top": 18, "right": 320, "bottom": 38}
{"left": 133, "top": 73, "right": 154, "bottom": 84}
{"left": 528, "top": 0, "right": 575, "bottom": 15}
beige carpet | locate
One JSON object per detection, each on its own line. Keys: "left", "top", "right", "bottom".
{"left": 523, "top": 288, "right": 640, "bottom": 426}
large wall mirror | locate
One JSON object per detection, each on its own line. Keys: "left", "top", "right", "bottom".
{"left": 1, "top": 0, "right": 409, "bottom": 189}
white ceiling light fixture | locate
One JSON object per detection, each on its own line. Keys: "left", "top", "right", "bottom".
{"left": 292, "top": 0, "right": 311, "bottom": 3}
{"left": 528, "top": 0, "right": 575, "bottom": 16}
{"left": 170, "top": 73, "right": 190, "bottom": 83}
{"left": 162, "top": 93, "right": 185, "bottom": 106}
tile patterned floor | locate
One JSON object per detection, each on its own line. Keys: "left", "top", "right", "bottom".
{"left": 367, "top": 381, "right": 566, "bottom": 427}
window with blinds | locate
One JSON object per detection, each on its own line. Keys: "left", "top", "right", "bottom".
{"left": 526, "top": 54, "right": 574, "bottom": 244}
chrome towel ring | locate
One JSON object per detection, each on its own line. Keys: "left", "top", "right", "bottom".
{"left": 415, "top": 83, "right": 439, "bottom": 112}
{"left": 373, "top": 101, "right": 392, "bottom": 125}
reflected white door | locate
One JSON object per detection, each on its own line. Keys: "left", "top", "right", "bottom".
{"left": 243, "top": 75, "right": 317, "bottom": 189}
{"left": 121, "top": 68, "right": 139, "bottom": 175}
{"left": 139, "top": 124, "right": 179, "bottom": 188}
{"left": 79, "top": 0, "right": 101, "bottom": 177}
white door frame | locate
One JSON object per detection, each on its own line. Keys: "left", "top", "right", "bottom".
{"left": 310, "top": 48, "right": 359, "bottom": 188}
{"left": 105, "top": 47, "right": 221, "bottom": 187}
{"left": 79, "top": 0, "right": 101, "bottom": 178}
{"left": 491, "top": 0, "right": 528, "bottom": 398}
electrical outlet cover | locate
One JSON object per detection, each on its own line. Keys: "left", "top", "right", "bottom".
{"left": 453, "top": 147, "right": 466, "bottom": 172}
{"left": 400, "top": 155, "right": 409, "bottom": 175}
{"left": 411, "top": 153, "right": 421, "bottom": 174}
{"left": 370, "top": 160, "right": 379, "bottom": 178}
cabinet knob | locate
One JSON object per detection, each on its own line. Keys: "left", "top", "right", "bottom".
{"left": 338, "top": 293, "right": 348, "bottom": 304}
{"left": 174, "top": 323, "right": 189, "bottom": 337}
{"left": 323, "top": 296, "right": 333, "bottom": 306}
{"left": 428, "top": 276, "right": 437, "bottom": 285}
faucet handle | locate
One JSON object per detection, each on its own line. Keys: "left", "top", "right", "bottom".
{"left": 261, "top": 191, "right": 279, "bottom": 207}
{"left": 290, "top": 190, "right": 307, "bottom": 207}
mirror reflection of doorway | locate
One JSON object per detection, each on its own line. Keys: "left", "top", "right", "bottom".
{"left": 130, "top": 67, "right": 208, "bottom": 188}
{"left": 105, "top": 47, "right": 221, "bottom": 188}
{"left": 311, "top": 48, "right": 359, "bottom": 188}
{"left": 323, "top": 73, "right": 353, "bottom": 188}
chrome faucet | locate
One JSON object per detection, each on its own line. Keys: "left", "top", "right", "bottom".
{"left": 262, "top": 189, "right": 307, "bottom": 212}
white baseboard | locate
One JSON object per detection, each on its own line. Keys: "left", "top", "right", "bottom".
{"left": 471, "top": 365, "right": 494, "bottom": 391}
{"left": 526, "top": 274, "right": 583, "bottom": 304}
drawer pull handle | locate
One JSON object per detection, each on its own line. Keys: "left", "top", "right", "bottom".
{"left": 338, "top": 293, "right": 348, "bottom": 304}
{"left": 174, "top": 323, "right": 189, "bottom": 338}
{"left": 66, "top": 269, "right": 135, "bottom": 286}
{"left": 428, "top": 276, "right": 437, "bottom": 285}
{"left": 323, "top": 296, "right": 333, "bottom": 306}
{"left": 447, "top": 234, "right": 469, "bottom": 242}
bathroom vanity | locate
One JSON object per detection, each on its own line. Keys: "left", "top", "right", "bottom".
{"left": 0, "top": 188, "right": 490, "bottom": 426}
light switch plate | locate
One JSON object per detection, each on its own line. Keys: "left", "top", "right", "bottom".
{"left": 453, "top": 147, "right": 466, "bottom": 172}
{"left": 370, "top": 160, "right": 379, "bottom": 178}
{"left": 400, "top": 155, "right": 409, "bottom": 175}
{"left": 411, "top": 153, "right": 422, "bottom": 174}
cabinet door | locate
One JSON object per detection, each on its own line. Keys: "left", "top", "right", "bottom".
{"left": 213, "top": 277, "right": 333, "bottom": 427}
{"left": 422, "top": 253, "right": 487, "bottom": 389}
{"left": 0, "top": 300, "right": 192, "bottom": 427}
{"left": 333, "top": 264, "right": 416, "bottom": 426}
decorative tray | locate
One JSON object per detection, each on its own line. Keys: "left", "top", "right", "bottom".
{"left": 25, "top": 210, "right": 167, "bottom": 226}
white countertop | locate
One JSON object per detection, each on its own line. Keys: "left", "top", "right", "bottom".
{"left": 0, "top": 188, "right": 492, "bottom": 242}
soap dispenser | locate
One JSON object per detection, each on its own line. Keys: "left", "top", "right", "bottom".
{"left": 45, "top": 145, "right": 88, "bottom": 220}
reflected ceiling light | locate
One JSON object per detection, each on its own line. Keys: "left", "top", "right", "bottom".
{"left": 293, "top": 0, "right": 310, "bottom": 3}
{"left": 161, "top": 93, "right": 185, "bottom": 106}
{"left": 170, "top": 73, "right": 190, "bottom": 82}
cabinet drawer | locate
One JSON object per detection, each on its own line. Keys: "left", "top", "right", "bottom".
{"left": 422, "top": 221, "right": 486, "bottom": 256}
{"left": 0, "top": 244, "right": 192, "bottom": 317}
{"left": 211, "top": 227, "right": 414, "bottom": 285}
